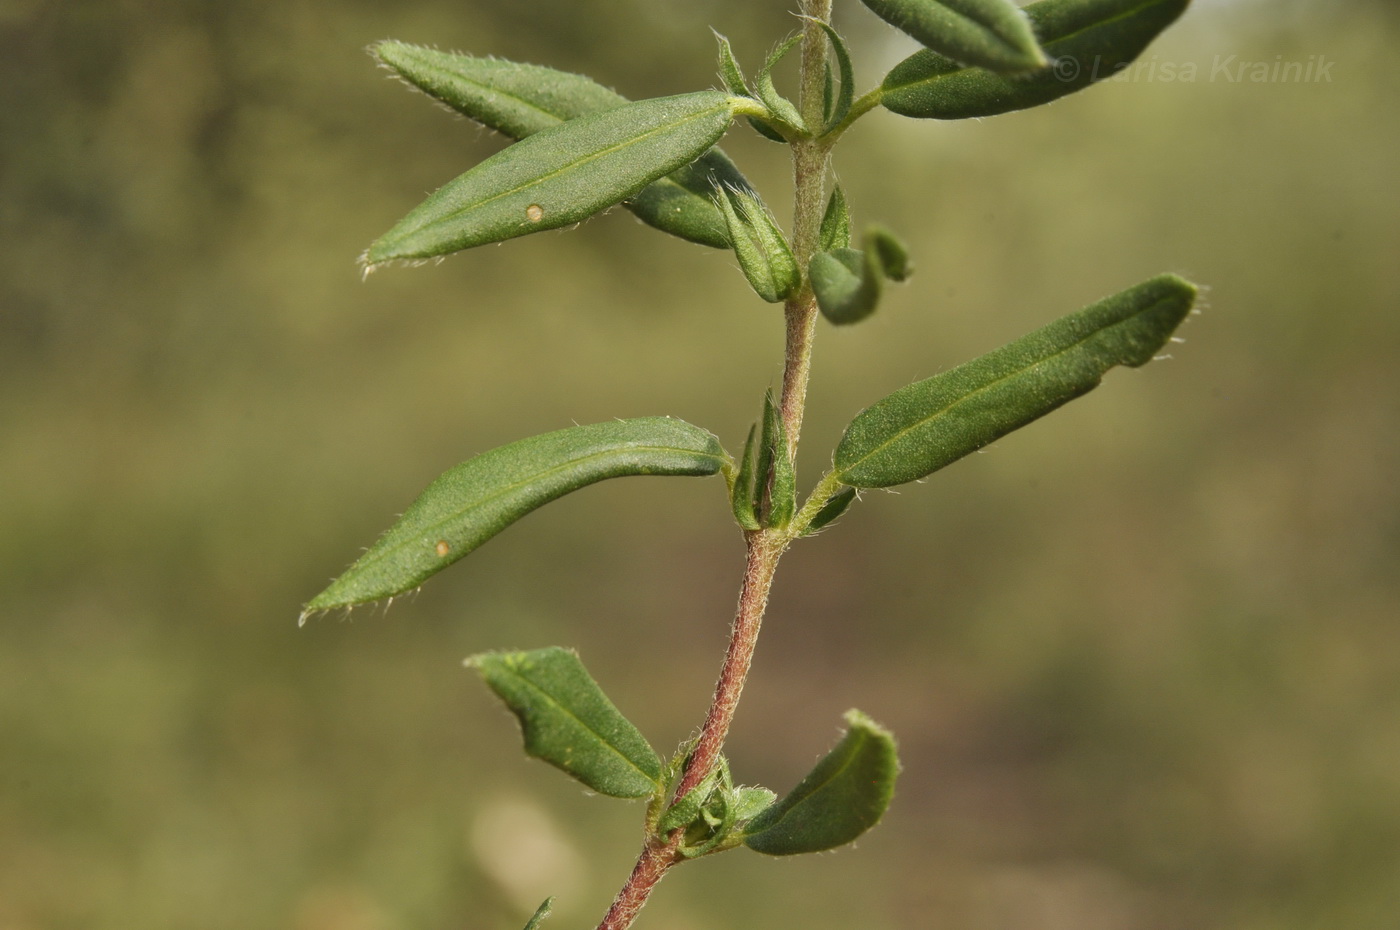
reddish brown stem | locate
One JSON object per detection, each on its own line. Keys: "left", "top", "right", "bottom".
{"left": 673, "top": 530, "right": 784, "bottom": 800}
{"left": 595, "top": 837, "right": 680, "bottom": 930}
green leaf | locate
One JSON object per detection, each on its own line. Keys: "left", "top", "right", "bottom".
{"left": 366, "top": 91, "right": 736, "bottom": 265}
{"left": 810, "top": 248, "right": 882, "bottom": 325}
{"left": 716, "top": 188, "right": 800, "bottom": 304}
{"left": 758, "top": 391, "right": 797, "bottom": 529}
{"left": 819, "top": 186, "right": 852, "bottom": 253}
{"left": 523, "top": 898, "right": 554, "bottom": 930}
{"left": 803, "top": 486, "right": 859, "bottom": 535}
{"left": 730, "top": 425, "right": 762, "bottom": 531}
{"left": 714, "top": 31, "right": 753, "bottom": 97}
{"left": 755, "top": 34, "right": 806, "bottom": 137}
{"left": 468, "top": 647, "right": 664, "bottom": 798}
{"left": 810, "top": 19, "right": 856, "bottom": 130}
{"left": 834, "top": 274, "right": 1198, "bottom": 488}
{"left": 372, "top": 42, "right": 753, "bottom": 249}
{"left": 306, "top": 418, "right": 725, "bottom": 611}
{"left": 860, "top": 0, "right": 1048, "bottom": 73}
{"left": 867, "top": 225, "right": 912, "bottom": 282}
{"left": 881, "top": 0, "right": 1191, "bottom": 120}
{"left": 744, "top": 710, "right": 899, "bottom": 855}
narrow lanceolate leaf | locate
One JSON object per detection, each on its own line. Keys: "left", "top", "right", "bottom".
{"left": 881, "top": 0, "right": 1192, "bottom": 120}
{"left": 714, "top": 31, "right": 753, "bottom": 97}
{"left": 834, "top": 274, "right": 1197, "bottom": 488}
{"left": 523, "top": 898, "right": 554, "bottom": 930}
{"left": 716, "top": 188, "right": 799, "bottom": 303}
{"left": 744, "top": 710, "right": 899, "bottom": 855}
{"left": 469, "top": 648, "right": 664, "bottom": 798}
{"left": 366, "top": 91, "right": 736, "bottom": 264}
{"left": 730, "top": 424, "right": 761, "bottom": 531}
{"left": 755, "top": 34, "right": 806, "bottom": 137}
{"left": 373, "top": 42, "right": 753, "bottom": 248}
{"left": 860, "top": 0, "right": 1048, "bottom": 74}
{"left": 819, "top": 185, "right": 852, "bottom": 253}
{"left": 762, "top": 392, "right": 797, "bottom": 529}
{"left": 811, "top": 20, "right": 856, "bottom": 130}
{"left": 306, "top": 418, "right": 725, "bottom": 610}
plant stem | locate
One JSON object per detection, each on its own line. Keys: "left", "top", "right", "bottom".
{"left": 593, "top": 8, "right": 834, "bottom": 928}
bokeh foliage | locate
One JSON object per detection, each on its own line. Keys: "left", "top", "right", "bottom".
{"left": 2, "top": 1, "right": 1399, "bottom": 928}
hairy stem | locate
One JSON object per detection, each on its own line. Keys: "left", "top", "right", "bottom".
{"left": 594, "top": 8, "right": 834, "bottom": 928}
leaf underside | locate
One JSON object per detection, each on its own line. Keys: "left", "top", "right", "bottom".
{"left": 307, "top": 417, "right": 725, "bottom": 610}
{"left": 833, "top": 273, "right": 1197, "bottom": 488}
{"left": 470, "top": 648, "right": 664, "bottom": 798}
{"left": 861, "top": 0, "right": 1047, "bottom": 73}
{"left": 882, "top": 0, "right": 1191, "bottom": 119}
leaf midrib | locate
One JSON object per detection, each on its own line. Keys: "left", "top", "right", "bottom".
{"left": 412, "top": 62, "right": 709, "bottom": 203}
{"left": 359, "top": 442, "right": 725, "bottom": 574}
{"left": 418, "top": 97, "right": 729, "bottom": 230}
{"left": 507, "top": 659, "right": 660, "bottom": 789}
{"left": 750, "top": 731, "right": 871, "bottom": 836}
{"left": 837, "top": 295, "right": 1173, "bottom": 479}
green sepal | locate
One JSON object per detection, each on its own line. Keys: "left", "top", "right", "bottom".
{"left": 664, "top": 758, "right": 778, "bottom": 859}
{"left": 880, "top": 0, "right": 1192, "bottom": 120}
{"left": 371, "top": 42, "right": 753, "bottom": 249}
{"left": 305, "top": 417, "right": 726, "bottom": 611}
{"left": 744, "top": 710, "right": 899, "bottom": 855}
{"left": 867, "top": 225, "right": 912, "bottom": 281}
{"left": 714, "top": 31, "right": 753, "bottom": 97}
{"left": 730, "top": 424, "right": 762, "bottom": 531}
{"left": 659, "top": 767, "right": 721, "bottom": 832}
{"left": 366, "top": 91, "right": 736, "bottom": 264}
{"left": 802, "top": 486, "right": 859, "bottom": 535}
{"left": 755, "top": 34, "right": 806, "bottom": 138}
{"left": 716, "top": 188, "right": 800, "bottom": 304}
{"left": 523, "top": 898, "right": 554, "bottom": 930}
{"left": 810, "top": 248, "right": 882, "bottom": 325}
{"left": 833, "top": 273, "right": 1198, "bottom": 488}
{"left": 859, "top": 0, "right": 1048, "bottom": 73}
{"left": 810, "top": 19, "right": 856, "bottom": 130}
{"left": 468, "top": 647, "right": 665, "bottom": 798}
{"left": 819, "top": 185, "right": 852, "bottom": 253}
{"left": 758, "top": 391, "right": 797, "bottom": 529}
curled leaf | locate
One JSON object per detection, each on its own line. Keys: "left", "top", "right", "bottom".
{"left": 810, "top": 248, "right": 882, "bottom": 325}
{"left": 860, "top": 0, "right": 1048, "bottom": 73}
{"left": 881, "top": 0, "right": 1192, "bottom": 120}
{"left": 744, "top": 710, "right": 899, "bottom": 855}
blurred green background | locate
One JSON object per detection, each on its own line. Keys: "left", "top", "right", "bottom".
{"left": 3, "top": 0, "right": 1398, "bottom": 928}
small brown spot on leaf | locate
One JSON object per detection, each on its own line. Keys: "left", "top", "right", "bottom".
{"left": 435, "top": 540, "right": 450, "bottom": 557}
{"left": 526, "top": 204, "right": 544, "bottom": 223}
